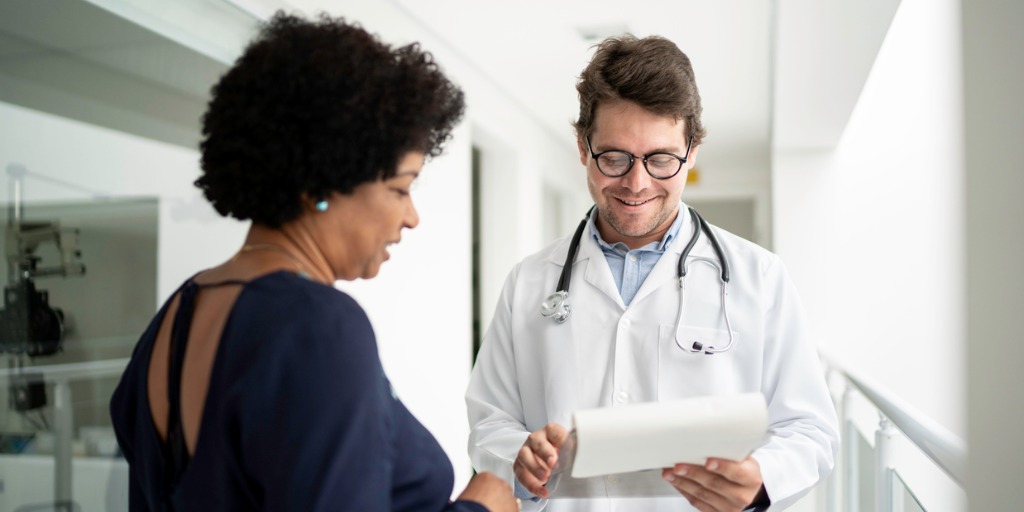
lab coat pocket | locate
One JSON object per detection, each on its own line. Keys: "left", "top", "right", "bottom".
{"left": 657, "top": 324, "right": 742, "bottom": 399}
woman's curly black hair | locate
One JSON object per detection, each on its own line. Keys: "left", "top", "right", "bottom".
{"left": 196, "top": 13, "right": 465, "bottom": 227}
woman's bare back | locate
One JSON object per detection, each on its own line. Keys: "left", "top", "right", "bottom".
{"left": 146, "top": 257, "right": 293, "bottom": 455}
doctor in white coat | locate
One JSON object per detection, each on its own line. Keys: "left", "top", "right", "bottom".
{"left": 466, "top": 35, "right": 838, "bottom": 512}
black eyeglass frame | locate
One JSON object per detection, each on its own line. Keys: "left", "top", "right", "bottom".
{"left": 585, "top": 135, "right": 694, "bottom": 180}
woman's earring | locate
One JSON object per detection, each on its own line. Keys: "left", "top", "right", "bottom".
{"left": 315, "top": 200, "right": 329, "bottom": 212}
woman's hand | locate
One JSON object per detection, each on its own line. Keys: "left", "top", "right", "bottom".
{"left": 513, "top": 423, "right": 568, "bottom": 499}
{"left": 457, "top": 471, "right": 518, "bottom": 512}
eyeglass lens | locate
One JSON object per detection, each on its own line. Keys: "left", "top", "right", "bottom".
{"left": 587, "top": 136, "right": 691, "bottom": 179}
{"left": 596, "top": 152, "right": 681, "bottom": 178}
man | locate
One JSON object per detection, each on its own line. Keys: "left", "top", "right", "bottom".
{"left": 466, "top": 35, "right": 838, "bottom": 512}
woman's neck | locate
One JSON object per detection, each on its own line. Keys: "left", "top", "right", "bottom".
{"left": 241, "top": 224, "right": 335, "bottom": 285}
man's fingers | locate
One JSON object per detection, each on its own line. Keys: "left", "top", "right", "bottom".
{"left": 545, "top": 423, "right": 569, "bottom": 447}
{"left": 515, "top": 424, "right": 570, "bottom": 499}
{"left": 664, "top": 466, "right": 732, "bottom": 511}
{"left": 513, "top": 456, "right": 550, "bottom": 498}
{"left": 705, "top": 457, "right": 762, "bottom": 488}
{"left": 526, "top": 427, "right": 562, "bottom": 467}
{"left": 665, "top": 459, "right": 763, "bottom": 510}
{"left": 675, "top": 487, "right": 717, "bottom": 512}
{"left": 514, "top": 463, "right": 549, "bottom": 498}
{"left": 517, "top": 445, "right": 550, "bottom": 480}
{"left": 516, "top": 446, "right": 557, "bottom": 497}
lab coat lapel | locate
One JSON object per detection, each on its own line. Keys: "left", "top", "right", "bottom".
{"left": 579, "top": 234, "right": 627, "bottom": 311}
{"left": 539, "top": 237, "right": 588, "bottom": 421}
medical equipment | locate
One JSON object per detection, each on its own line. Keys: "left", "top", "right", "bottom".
{"left": 540, "top": 207, "right": 735, "bottom": 354}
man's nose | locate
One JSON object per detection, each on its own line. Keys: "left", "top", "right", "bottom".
{"left": 619, "top": 158, "right": 651, "bottom": 191}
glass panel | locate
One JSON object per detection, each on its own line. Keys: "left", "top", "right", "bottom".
{"left": 893, "top": 470, "right": 927, "bottom": 511}
{"left": 857, "top": 429, "right": 876, "bottom": 510}
{"left": 1, "top": 198, "right": 156, "bottom": 512}
{"left": 1, "top": 4, "right": 251, "bottom": 510}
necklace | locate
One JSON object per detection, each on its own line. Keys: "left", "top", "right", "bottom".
{"left": 236, "top": 243, "right": 314, "bottom": 280}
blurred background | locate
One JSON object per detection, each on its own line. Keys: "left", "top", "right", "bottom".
{"left": 0, "top": 0, "right": 1019, "bottom": 510}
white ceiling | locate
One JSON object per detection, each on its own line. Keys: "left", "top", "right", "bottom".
{"left": 368, "top": 0, "right": 899, "bottom": 173}
{"left": 389, "top": 0, "right": 774, "bottom": 175}
{"left": 0, "top": 0, "right": 900, "bottom": 170}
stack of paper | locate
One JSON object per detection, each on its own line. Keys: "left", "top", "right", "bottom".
{"left": 546, "top": 393, "right": 768, "bottom": 498}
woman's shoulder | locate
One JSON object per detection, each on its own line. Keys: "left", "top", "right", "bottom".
{"left": 240, "top": 271, "right": 366, "bottom": 318}
{"left": 227, "top": 271, "right": 377, "bottom": 360}
{"left": 213, "top": 272, "right": 385, "bottom": 410}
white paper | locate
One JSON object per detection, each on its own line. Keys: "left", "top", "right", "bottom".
{"left": 546, "top": 465, "right": 681, "bottom": 498}
{"left": 568, "top": 393, "right": 768, "bottom": 479}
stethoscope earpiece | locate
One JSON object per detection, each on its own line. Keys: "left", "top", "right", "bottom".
{"left": 677, "top": 339, "right": 716, "bottom": 355}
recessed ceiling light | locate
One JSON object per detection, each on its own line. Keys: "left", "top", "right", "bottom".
{"left": 576, "top": 23, "right": 632, "bottom": 44}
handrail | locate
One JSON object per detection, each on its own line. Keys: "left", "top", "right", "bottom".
{"left": 1, "top": 357, "right": 130, "bottom": 506}
{"left": 0, "top": 357, "right": 129, "bottom": 381}
{"left": 820, "top": 351, "right": 967, "bottom": 486}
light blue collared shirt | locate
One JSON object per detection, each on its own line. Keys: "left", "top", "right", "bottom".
{"left": 588, "top": 205, "right": 686, "bottom": 306}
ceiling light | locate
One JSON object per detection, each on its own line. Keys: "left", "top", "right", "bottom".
{"left": 576, "top": 23, "right": 632, "bottom": 44}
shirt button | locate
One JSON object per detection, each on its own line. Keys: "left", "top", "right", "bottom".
{"left": 630, "top": 254, "right": 638, "bottom": 262}
{"left": 615, "top": 391, "right": 628, "bottom": 404}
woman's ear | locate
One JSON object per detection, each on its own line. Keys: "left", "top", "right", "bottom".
{"left": 300, "top": 194, "right": 331, "bottom": 213}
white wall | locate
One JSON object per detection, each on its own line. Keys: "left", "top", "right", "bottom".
{"left": 963, "top": 0, "right": 1024, "bottom": 510}
{"left": 773, "top": 0, "right": 966, "bottom": 509}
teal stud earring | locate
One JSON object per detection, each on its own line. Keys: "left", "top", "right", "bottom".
{"left": 315, "top": 200, "right": 329, "bottom": 212}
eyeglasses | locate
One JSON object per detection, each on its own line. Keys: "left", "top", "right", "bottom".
{"left": 585, "top": 136, "right": 693, "bottom": 179}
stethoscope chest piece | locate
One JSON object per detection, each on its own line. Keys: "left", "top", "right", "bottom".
{"left": 540, "top": 291, "right": 571, "bottom": 323}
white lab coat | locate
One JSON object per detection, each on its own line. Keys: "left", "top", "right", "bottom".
{"left": 466, "top": 208, "right": 839, "bottom": 511}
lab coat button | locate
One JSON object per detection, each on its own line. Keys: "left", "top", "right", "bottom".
{"left": 621, "top": 319, "right": 631, "bottom": 328}
{"left": 615, "top": 391, "right": 628, "bottom": 404}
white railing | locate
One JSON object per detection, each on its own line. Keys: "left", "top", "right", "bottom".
{"left": 820, "top": 352, "right": 967, "bottom": 512}
{"left": 0, "top": 357, "right": 129, "bottom": 508}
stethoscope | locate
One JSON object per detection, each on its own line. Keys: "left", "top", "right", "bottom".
{"left": 540, "top": 206, "right": 736, "bottom": 354}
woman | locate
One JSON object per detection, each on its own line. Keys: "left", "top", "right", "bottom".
{"left": 110, "top": 13, "right": 516, "bottom": 512}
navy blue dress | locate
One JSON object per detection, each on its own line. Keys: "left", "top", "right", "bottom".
{"left": 110, "top": 271, "right": 487, "bottom": 511}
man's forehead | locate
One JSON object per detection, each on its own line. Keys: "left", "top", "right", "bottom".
{"left": 591, "top": 102, "right": 688, "bottom": 138}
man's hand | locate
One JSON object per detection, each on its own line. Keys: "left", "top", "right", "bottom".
{"left": 661, "top": 456, "right": 764, "bottom": 512}
{"left": 513, "top": 423, "right": 568, "bottom": 499}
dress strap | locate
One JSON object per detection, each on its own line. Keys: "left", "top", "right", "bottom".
{"left": 194, "top": 278, "right": 250, "bottom": 289}
{"left": 164, "top": 280, "right": 198, "bottom": 494}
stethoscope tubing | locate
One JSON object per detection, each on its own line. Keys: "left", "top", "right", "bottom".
{"left": 556, "top": 206, "right": 594, "bottom": 292}
{"left": 681, "top": 207, "right": 730, "bottom": 284}
{"left": 540, "top": 205, "right": 735, "bottom": 354}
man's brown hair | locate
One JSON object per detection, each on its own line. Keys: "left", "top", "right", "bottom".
{"left": 573, "top": 35, "right": 706, "bottom": 145}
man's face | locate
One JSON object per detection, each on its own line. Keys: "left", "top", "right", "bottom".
{"left": 578, "top": 100, "right": 698, "bottom": 249}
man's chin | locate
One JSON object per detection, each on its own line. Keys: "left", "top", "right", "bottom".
{"left": 607, "top": 219, "right": 657, "bottom": 239}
